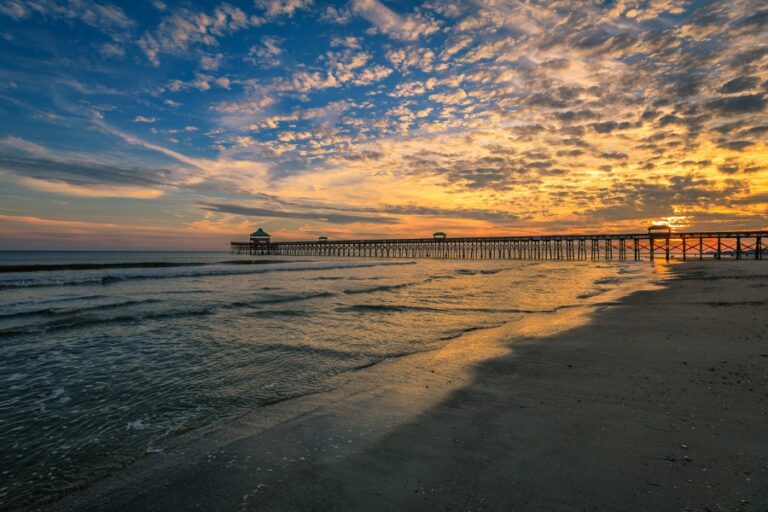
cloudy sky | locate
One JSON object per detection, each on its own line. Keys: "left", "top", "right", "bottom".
{"left": 0, "top": 0, "right": 766, "bottom": 249}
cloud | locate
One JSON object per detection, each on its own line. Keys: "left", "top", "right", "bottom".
{"left": 299, "top": 100, "right": 353, "bottom": 122}
{"left": 15, "top": 177, "right": 165, "bottom": 198}
{"left": 386, "top": 46, "right": 436, "bottom": 72}
{"left": 133, "top": 115, "right": 157, "bottom": 123}
{"left": 202, "top": 199, "right": 523, "bottom": 226}
{"left": 577, "top": 174, "right": 751, "bottom": 222}
{"left": 591, "top": 121, "right": 632, "bottom": 133}
{"left": 254, "top": 0, "right": 313, "bottom": 19}
{"left": 377, "top": 204, "right": 520, "bottom": 223}
{"left": 167, "top": 73, "right": 230, "bottom": 92}
{"left": 320, "top": 5, "right": 351, "bottom": 24}
{"left": 0, "top": 152, "right": 173, "bottom": 185}
{"left": 138, "top": 4, "right": 251, "bottom": 65}
{"left": 100, "top": 42, "right": 125, "bottom": 58}
{"left": 0, "top": 213, "right": 118, "bottom": 228}
{"left": 719, "top": 76, "right": 761, "bottom": 94}
{"left": 352, "top": 0, "right": 440, "bottom": 41}
{"left": 0, "top": 152, "right": 177, "bottom": 198}
{"left": 199, "top": 52, "right": 224, "bottom": 71}
{"left": 352, "top": 64, "right": 392, "bottom": 86}
{"left": 0, "top": 1, "right": 28, "bottom": 19}
{"left": 455, "top": 0, "right": 549, "bottom": 35}
{"left": 428, "top": 88, "right": 468, "bottom": 104}
{"left": 390, "top": 78, "right": 438, "bottom": 97}
{"left": 245, "top": 36, "right": 283, "bottom": 68}
{"left": 708, "top": 94, "right": 766, "bottom": 114}
{"left": 202, "top": 202, "right": 398, "bottom": 224}
{"left": 0, "top": 0, "right": 134, "bottom": 40}
{"left": 235, "top": 54, "right": 369, "bottom": 100}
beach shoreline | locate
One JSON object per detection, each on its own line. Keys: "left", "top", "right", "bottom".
{"left": 40, "top": 261, "right": 768, "bottom": 511}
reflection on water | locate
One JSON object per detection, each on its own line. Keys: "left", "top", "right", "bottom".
{"left": 0, "top": 252, "right": 652, "bottom": 508}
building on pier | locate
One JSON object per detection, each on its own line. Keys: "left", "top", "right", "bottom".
{"left": 250, "top": 228, "right": 271, "bottom": 244}
{"left": 648, "top": 223, "right": 671, "bottom": 235}
{"left": 433, "top": 232, "right": 447, "bottom": 239}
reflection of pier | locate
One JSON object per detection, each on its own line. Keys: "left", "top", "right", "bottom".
{"left": 230, "top": 231, "right": 767, "bottom": 261}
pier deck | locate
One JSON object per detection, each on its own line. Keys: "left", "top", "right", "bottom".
{"left": 230, "top": 231, "right": 767, "bottom": 261}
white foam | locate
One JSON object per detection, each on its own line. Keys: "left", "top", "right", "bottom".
{"left": 126, "top": 419, "right": 148, "bottom": 431}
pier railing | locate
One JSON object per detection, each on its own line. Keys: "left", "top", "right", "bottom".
{"left": 230, "top": 231, "right": 767, "bottom": 261}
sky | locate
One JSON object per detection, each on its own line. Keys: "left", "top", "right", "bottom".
{"left": 0, "top": 0, "right": 766, "bottom": 250}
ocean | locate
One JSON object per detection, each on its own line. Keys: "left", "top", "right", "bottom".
{"left": 0, "top": 251, "right": 655, "bottom": 509}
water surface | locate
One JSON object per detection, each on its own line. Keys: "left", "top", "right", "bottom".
{"left": 0, "top": 251, "right": 652, "bottom": 508}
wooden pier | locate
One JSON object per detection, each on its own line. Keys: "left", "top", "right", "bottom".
{"left": 230, "top": 231, "right": 767, "bottom": 261}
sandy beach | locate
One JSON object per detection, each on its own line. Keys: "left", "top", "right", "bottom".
{"left": 42, "top": 261, "right": 768, "bottom": 512}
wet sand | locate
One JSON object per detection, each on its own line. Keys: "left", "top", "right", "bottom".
{"left": 44, "top": 262, "right": 768, "bottom": 512}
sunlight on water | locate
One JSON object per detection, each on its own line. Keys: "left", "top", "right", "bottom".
{"left": 0, "top": 251, "right": 655, "bottom": 508}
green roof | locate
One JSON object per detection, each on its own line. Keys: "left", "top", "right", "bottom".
{"left": 250, "top": 228, "right": 270, "bottom": 237}
{"left": 433, "top": 232, "right": 447, "bottom": 236}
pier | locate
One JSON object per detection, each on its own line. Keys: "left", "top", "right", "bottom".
{"left": 230, "top": 230, "right": 767, "bottom": 261}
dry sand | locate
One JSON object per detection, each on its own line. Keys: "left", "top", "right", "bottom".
{"left": 43, "top": 261, "right": 768, "bottom": 512}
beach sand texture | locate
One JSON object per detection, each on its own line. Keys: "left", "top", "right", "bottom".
{"left": 45, "top": 261, "right": 768, "bottom": 512}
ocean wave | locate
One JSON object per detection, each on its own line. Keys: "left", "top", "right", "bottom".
{"left": 439, "top": 322, "right": 506, "bottom": 341}
{"left": 155, "top": 289, "right": 215, "bottom": 295}
{"left": 0, "top": 299, "right": 162, "bottom": 320}
{"left": 0, "top": 307, "right": 214, "bottom": 337}
{"left": 0, "top": 291, "right": 337, "bottom": 336}
{"left": 593, "top": 277, "right": 621, "bottom": 285}
{"left": 0, "top": 262, "right": 205, "bottom": 273}
{"left": 343, "top": 283, "right": 413, "bottom": 295}
{"left": 216, "top": 259, "right": 301, "bottom": 266}
{"left": 0, "top": 261, "right": 418, "bottom": 290}
{"left": 577, "top": 288, "right": 609, "bottom": 299}
{"left": 229, "top": 291, "right": 335, "bottom": 306}
{"left": 341, "top": 272, "right": 458, "bottom": 295}
{"left": 4, "top": 294, "right": 110, "bottom": 309}
{"left": 255, "top": 342, "right": 369, "bottom": 361}
{"left": 245, "top": 309, "right": 313, "bottom": 318}
{"left": 617, "top": 267, "right": 644, "bottom": 275}
{"left": 335, "top": 304, "right": 443, "bottom": 313}
{"left": 454, "top": 268, "right": 510, "bottom": 276}
{"left": 0, "top": 259, "right": 299, "bottom": 273}
{"left": 336, "top": 304, "right": 559, "bottom": 315}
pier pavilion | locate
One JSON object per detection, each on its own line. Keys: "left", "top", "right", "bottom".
{"left": 250, "top": 228, "right": 270, "bottom": 243}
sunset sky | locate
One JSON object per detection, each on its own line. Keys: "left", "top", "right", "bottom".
{"left": 0, "top": 0, "right": 766, "bottom": 249}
